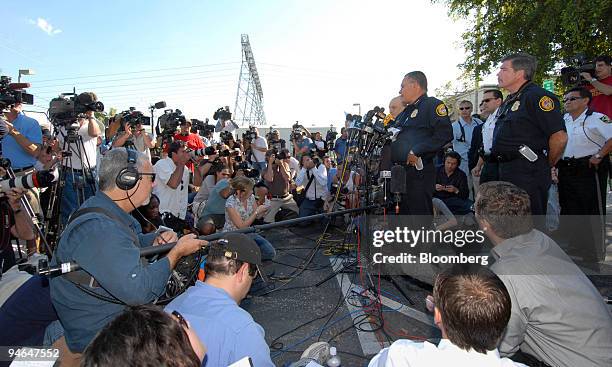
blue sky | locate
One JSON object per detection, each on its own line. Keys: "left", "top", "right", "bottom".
{"left": 2, "top": 0, "right": 475, "bottom": 127}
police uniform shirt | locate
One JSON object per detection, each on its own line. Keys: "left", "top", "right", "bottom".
{"left": 390, "top": 95, "right": 453, "bottom": 163}
{"left": 492, "top": 82, "right": 565, "bottom": 154}
{"left": 562, "top": 110, "right": 611, "bottom": 159}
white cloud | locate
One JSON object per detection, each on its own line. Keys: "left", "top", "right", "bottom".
{"left": 29, "top": 17, "right": 62, "bottom": 36}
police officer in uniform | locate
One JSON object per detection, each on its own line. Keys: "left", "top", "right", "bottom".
{"left": 492, "top": 53, "right": 567, "bottom": 216}
{"left": 390, "top": 71, "right": 453, "bottom": 226}
{"left": 558, "top": 86, "right": 611, "bottom": 262}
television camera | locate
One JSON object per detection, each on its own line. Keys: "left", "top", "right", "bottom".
{"left": 48, "top": 92, "right": 104, "bottom": 130}
{"left": 0, "top": 76, "right": 34, "bottom": 111}
{"left": 560, "top": 54, "right": 597, "bottom": 86}
{"left": 191, "top": 118, "right": 214, "bottom": 137}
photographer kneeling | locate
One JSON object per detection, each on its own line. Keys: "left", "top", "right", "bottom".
{"left": 50, "top": 148, "right": 206, "bottom": 361}
{"left": 223, "top": 176, "right": 275, "bottom": 261}
{"left": 296, "top": 154, "right": 328, "bottom": 218}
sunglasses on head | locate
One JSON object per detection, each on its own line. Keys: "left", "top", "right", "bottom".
{"left": 172, "top": 310, "right": 189, "bottom": 329}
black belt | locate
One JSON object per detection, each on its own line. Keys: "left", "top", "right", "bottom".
{"left": 482, "top": 154, "right": 498, "bottom": 163}
{"left": 271, "top": 194, "right": 290, "bottom": 199}
{"left": 12, "top": 166, "right": 34, "bottom": 173}
{"left": 558, "top": 156, "right": 591, "bottom": 168}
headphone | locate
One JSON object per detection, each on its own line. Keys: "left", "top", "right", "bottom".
{"left": 116, "top": 149, "right": 140, "bottom": 190}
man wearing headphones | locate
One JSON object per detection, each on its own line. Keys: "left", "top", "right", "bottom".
{"left": 153, "top": 141, "right": 191, "bottom": 221}
{"left": 50, "top": 148, "right": 206, "bottom": 362}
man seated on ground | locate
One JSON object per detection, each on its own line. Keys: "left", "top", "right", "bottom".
{"left": 434, "top": 151, "right": 472, "bottom": 215}
{"left": 197, "top": 170, "right": 233, "bottom": 231}
{"left": 296, "top": 154, "right": 328, "bottom": 218}
{"left": 474, "top": 181, "right": 612, "bottom": 367}
{"left": 165, "top": 233, "right": 274, "bottom": 367}
{"left": 263, "top": 149, "right": 299, "bottom": 223}
{"left": 50, "top": 148, "right": 205, "bottom": 362}
{"left": 369, "top": 265, "right": 526, "bottom": 366}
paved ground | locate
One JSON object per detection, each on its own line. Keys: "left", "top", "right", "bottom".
{"left": 244, "top": 197, "right": 612, "bottom": 367}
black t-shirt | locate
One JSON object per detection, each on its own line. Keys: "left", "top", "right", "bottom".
{"left": 390, "top": 94, "right": 453, "bottom": 163}
{"left": 492, "top": 82, "right": 565, "bottom": 153}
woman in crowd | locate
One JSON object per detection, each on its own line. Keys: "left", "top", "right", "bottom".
{"left": 223, "top": 176, "right": 276, "bottom": 260}
{"left": 132, "top": 194, "right": 162, "bottom": 233}
{"left": 81, "top": 304, "right": 205, "bottom": 367}
{"left": 192, "top": 164, "right": 231, "bottom": 223}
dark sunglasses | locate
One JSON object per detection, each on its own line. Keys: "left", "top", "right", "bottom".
{"left": 479, "top": 98, "right": 497, "bottom": 105}
{"left": 459, "top": 107, "right": 472, "bottom": 110}
{"left": 563, "top": 97, "right": 583, "bottom": 102}
{"left": 139, "top": 173, "right": 156, "bottom": 181}
{"left": 172, "top": 310, "right": 189, "bottom": 329}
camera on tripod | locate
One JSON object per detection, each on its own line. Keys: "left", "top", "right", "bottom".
{"left": 191, "top": 118, "right": 214, "bottom": 137}
{"left": 157, "top": 109, "right": 185, "bottom": 137}
{"left": 0, "top": 76, "right": 34, "bottom": 111}
{"left": 560, "top": 54, "right": 596, "bottom": 86}
{"left": 213, "top": 106, "right": 232, "bottom": 121}
{"left": 48, "top": 92, "right": 104, "bottom": 130}
{"left": 325, "top": 126, "right": 337, "bottom": 149}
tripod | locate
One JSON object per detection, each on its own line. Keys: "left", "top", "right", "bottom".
{"left": 45, "top": 124, "right": 97, "bottom": 250}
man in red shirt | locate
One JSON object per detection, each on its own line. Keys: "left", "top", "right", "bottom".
{"left": 582, "top": 55, "right": 612, "bottom": 118}
{"left": 173, "top": 119, "right": 204, "bottom": 171}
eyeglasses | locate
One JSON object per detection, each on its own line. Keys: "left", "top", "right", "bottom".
{"left": 139, "top": 173, "right": 156, "bottom": 182}
{"left": 479, "top": 98, "right": 497, "bottom": 105}
{"left": 171, "top": 310, "right": 189, "bottom": 329}
{"left": 459, "top": 107, "right": 472, "bottom": 110}
{"left": 563, "top": 97, "right": 583, "bottom": 102}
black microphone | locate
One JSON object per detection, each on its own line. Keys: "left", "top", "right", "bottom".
{"left": 390, "top": 165, "right": 406, "bottom": 214}
{"left": 153, "top": 101, "right": 167, "bottom": 109}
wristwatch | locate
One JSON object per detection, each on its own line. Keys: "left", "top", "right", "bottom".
{"left": 594, "top": 153, "right": 602, "bottom": 159}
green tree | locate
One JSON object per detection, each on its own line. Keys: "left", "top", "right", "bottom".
{"left": 435, "top": 0, "right": 612, "bottom": 83}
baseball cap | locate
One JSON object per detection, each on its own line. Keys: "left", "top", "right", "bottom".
{"left": 211, "top": 233, "right": 266, "bottom": 282}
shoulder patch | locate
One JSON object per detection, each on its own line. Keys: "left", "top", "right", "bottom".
{"left": 539, "top": 96, "right": 554, "bottom": 112}
{"left": 435, "top": 103, "right": 448, "bottom": 117}
{"left": 601, "top": 115, "right": 610, "bottom": 123}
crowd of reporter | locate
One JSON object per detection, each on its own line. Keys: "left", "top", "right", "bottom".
{"left": 0, "top": 53, "right": 610, "bottom": 367}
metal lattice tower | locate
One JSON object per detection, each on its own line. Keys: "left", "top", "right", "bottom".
{"left": 234, "top": 34, "right": 266, "bottom": 126}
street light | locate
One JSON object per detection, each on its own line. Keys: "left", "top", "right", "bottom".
{"left": 353, "top": 103, "right": 361, "bottom": 115}
{"left": 18, "top": 69, "right": 35, "bottom": 83}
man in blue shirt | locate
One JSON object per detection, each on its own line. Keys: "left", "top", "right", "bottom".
{"left": 50, "top": 148, "right": 206, "bottom": 355}
{"left": 333, "top": 127, "right": 349, "bottom": 163}
{"left": 1, "top": 102, "right": 41, "bottom": 170}
{"left": 165, "top": 233, "right": 274, "bottom": 367}
{"left": 452, "top": 100, "right": 482, "bottom": 199}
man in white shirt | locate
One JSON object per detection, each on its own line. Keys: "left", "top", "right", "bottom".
{"left": 249, "top": 127, "right": 268, "bottom": 174}
{"left": 56, "top": 106, "right": 101, "bottom": 225}
{"left": 452, "top": 100, "right": 482, "bottom": 199}
{"left": 369, "top": 265, "right": 526, "bottom": 367}
{"left": 558, "top": 86, "right": 611, "bottom": 262}
{"left": 295, "top": 154, "right": 328, "bottom": 218}
{"left": 153, "top": 141, "right": 191, "bottom": 220}
{"left": 471, "top": 90, "right": 503, "bottom": 185}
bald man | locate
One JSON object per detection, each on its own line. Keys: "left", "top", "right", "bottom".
{"left": 389, "top": 95, "right": 407, "bottom": 118}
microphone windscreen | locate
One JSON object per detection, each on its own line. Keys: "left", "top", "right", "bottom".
{"left": 155, "top": 101, "right": 167, "bottom": 109}
{"left": 390, "top": 165, "right": 407, "bottom": 194}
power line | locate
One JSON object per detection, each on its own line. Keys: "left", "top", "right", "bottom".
{"left": 33, "top": 67, "right": 240, "bottom": 88}
{"left": 33, "top": 61, "right": 241, "bottom": 83}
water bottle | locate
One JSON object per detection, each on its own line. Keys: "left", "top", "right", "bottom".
{"left": 326, "top": 346, "right": 341, "bottom": 367}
